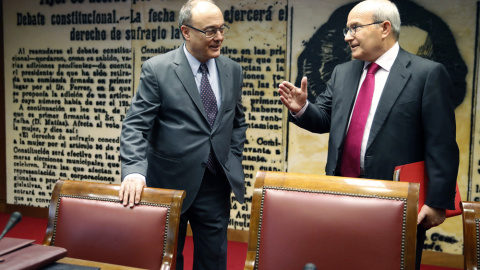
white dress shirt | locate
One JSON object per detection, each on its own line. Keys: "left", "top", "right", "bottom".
{"left": 293, "top": 42, "right": 400, "bottom": 173}
{"left": 183, "top": 44, "right": 222, "bottom": 109}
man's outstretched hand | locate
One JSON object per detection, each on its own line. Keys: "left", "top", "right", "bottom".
{"left": 278, "top": 77, "right": 308, "bottom": 114}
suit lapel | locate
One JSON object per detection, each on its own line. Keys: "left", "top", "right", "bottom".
{"left": 173, "top": 47, "right": 209, "bottom": 123}
{"left": 338, "top": 60, "right": 364, "bottom": 139}
{"left": 367, "top": 49, "right": 411, "bottom": 148}
{"left": 213, "top": 56, "right": 229, "bottom": 132}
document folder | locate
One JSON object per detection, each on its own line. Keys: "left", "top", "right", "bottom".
{"left": 0, "top": 237, "right": 67, "bottom": 270}
{"left": 394, "top": 161, "right": 461, "bottom": 218}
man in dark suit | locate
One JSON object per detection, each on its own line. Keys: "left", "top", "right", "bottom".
{"left": 118, "top": 0, "right": 247, "bottom": 269}
{"left": 278, "top": 1, "right": 458, "bottom": 269}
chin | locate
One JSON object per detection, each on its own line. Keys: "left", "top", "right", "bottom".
{"left": 351, "top": 52, "right": 366, "bottom": 61}
{"left": 209, "top": 51, "right": 221, "bottom": 59}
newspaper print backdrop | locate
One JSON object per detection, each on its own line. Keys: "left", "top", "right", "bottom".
{"left": 3, "top": 0, "right": 479, "bottom": 252}
{"left": 4, "top": 0, "right": 286, "bottom": 232}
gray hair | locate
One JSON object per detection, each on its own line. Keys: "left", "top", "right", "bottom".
{"left": 178, "top": 0, "right": 217, "bottom": 29}
{"left": 368, "top": 0, "right": 401, "bottom": 40}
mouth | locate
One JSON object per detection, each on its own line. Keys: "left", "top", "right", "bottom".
{"left": 210, "top": 43, "right": 221, "bottom": 51}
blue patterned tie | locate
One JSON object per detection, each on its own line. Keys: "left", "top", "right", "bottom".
{"left": 199, "top": 63, "right": 218, "bottom": 174}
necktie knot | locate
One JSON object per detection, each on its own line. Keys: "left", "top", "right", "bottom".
{"left": 367, "top": 62, "right": 380, "bottom": 75}
{"left": 200, "top": 63, "right": 208, "bottom": 74}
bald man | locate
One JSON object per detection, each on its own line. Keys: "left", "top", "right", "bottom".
{"left": 279, "top": 1, "right": 458, "bottom": 268}
{"left": 119, "top": 1, "right": 247, "bottom": 269}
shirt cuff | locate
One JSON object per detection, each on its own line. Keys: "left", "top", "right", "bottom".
{"left": 124, "top": 173, "right": 146, "bottom": 184}
{"left": 290, "top": 100, "right": 309, "bottom": 118}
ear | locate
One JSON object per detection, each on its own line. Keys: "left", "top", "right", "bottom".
{"left": 181, "top": 25, "right": 190, "bottom": 40}
{"left": 381, "top": 20, "right": 392, "bottom": 39}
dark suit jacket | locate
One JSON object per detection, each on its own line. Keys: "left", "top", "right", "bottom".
{"left": 120, "top": 46, "right": 247, "bottom": 212}
{"left": 293, "top": 48, "right": 459, "bottom": 210}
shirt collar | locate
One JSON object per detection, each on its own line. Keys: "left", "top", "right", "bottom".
{"left": 364, "top": 42, "right": 399, "bottom": 72}
{"left": 183, "top": 43, "right": 216, "bottom": 75}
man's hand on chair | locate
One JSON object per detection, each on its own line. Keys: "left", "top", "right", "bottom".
{"left": 119, "top": 177, "right": 146, "bottom": 208}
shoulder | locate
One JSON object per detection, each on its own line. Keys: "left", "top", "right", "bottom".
{"left": 143, "top": 46, "right": 183, "bottom": 68}
{"left": 217, "top": 54, "right": 241, "bottom": 69}
{"left": 399, "top": 48, "right": 443, "bottom": 70}
{"left": 334, "top": 59, "right": 363, "bottom": 73}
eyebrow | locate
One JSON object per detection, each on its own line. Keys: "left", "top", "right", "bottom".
{"left": 347, "top": 21, "right": 359, "bottom": 27}
{"left": 346, "top": 18, "right": 362, "bottom": 26}
{"left": 203, "top": 23, "right": 225, "bottom": 29}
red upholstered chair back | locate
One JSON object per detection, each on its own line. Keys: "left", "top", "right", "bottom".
{"left": 244, "top": 171, "right": 419, "bottom": 270}
{"left": 43, "top": 180, "right": 185, "bottom": 270}
{"left": 461, "top": 201, "right": 480, "bottom": 270}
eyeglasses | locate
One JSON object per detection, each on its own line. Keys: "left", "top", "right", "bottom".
{"left": 184, "top": 24, "right": 230, "bottom": 38}
{"left": 343, "top": 21, "right": 383, "bottom": 36}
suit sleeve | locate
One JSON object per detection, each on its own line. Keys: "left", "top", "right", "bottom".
{"left": 120, "top": 60, "right": 161, "bottom": 180}
{"left": 422, "top": 63, "right": 459, "bottom": 210}
{"left": 229, "top": 64, "right": 247, "bottom": 159}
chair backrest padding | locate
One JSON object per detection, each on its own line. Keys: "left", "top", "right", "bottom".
{"left": 257, "top": 188, "right": 406, "bottom": 269}
{"left": 44, "top": 180, "right": 185, "bottom": 270}
{"left": 53, "top": 195, "right": 168, "bottom": 269}
{"left": 244, "top": 171, "right": 419, "bottom": 270}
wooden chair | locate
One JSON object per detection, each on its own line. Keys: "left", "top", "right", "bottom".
{"left": 245, "top": 171, "right": 419, "bottom": 270}
{"left": 461, "top": 201, "right": 480, "bottom": 270}
{"left": 43, "top": 180, "right": 185, "bottom": 270}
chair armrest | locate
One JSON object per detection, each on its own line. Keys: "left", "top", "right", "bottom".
{"left": 161, "top": 253, "right": 173, "bottom": 270}
{"left": 244, "top": 251, "right": 256, "bottom": 270}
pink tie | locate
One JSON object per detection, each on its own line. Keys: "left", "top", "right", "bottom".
{"left": 340, "top": 63, "right": 380, "bottom": 177}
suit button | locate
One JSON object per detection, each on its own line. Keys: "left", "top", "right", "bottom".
{"left": 201, "top": 162, "right": 207, "bottom": 168}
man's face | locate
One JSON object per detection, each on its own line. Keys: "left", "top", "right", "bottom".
{"left": 183, "top": 2, "right": 224, "bottom": 63}
{"left": 344, "top": 7, "right": 384, "bottom": 62}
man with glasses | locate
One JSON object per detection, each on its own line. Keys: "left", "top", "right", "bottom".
{"left": 119, "top": 0, "right": 247, "bottom": 269}
{"left": 278, "top": 1, "right": 458, "bottom": 269}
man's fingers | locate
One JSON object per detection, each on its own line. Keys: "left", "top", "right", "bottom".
{"left": 128, "top": 187, "right": 135, "bottom": 208}
{"left": 279, "top": 81, "right": 294, "bottom": 93}
{"left": 123, "top": 183, "right": 131, "bottom": 206}
{"left": 417, "top": 213, "right": 425, "bottom": 225}
{"left": 134, "top": 183, "right": 145, "bottom": 204}
{"left": 119, "top": 185, "right": 124, "bottom": 201}
{"left": 417, "top": 204, "right": 446, "bottom": 229}
{"left": 278, "top": 80, "right": 308, "bottom": 114}
{"left": 301, "top": 76, "right": 308, "bottom": 94}
{"left": 278, "top": 85, "right": 289, "bottom": 98}
{"left": 119, "top": 181, "right": 133, "bottom": 206}
{"left": 118, "top": 178, "right": 146, "bottom": 208}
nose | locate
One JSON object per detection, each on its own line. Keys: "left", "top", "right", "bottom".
{"left": 213, "top": 30, "right": 224, "bottom": 41}
{"left": 344, "top": 31, "right": 354, "bottom": 42}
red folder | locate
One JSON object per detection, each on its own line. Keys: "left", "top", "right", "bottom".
{"left": 393, "top": 161, "right": 461, "bottom": 218}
